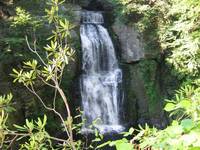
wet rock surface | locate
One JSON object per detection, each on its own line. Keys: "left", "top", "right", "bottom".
{"left": 113, "top": 22, "right": 145, "bottom": 63}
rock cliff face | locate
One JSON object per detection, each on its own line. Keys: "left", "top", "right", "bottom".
{"left": 112, "top": 21, "right": 167, "bottom": 128}
{"left": 0, "top": 0, "right": 168, "bottom": 130}
{"left": 111, "top": 18, "right": 167, "bottom": 127}
{"left": 112, "top": 21, "right": 144, "bottom": 63}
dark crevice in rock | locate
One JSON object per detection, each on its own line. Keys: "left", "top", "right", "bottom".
{"left": 81, "top": 0, "right": 114, "bottom": 11}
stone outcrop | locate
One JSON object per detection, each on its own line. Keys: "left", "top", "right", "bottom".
{"left": 112, "top": 19, "right": 167, "bottom": 128}
{"left": 113, "top": 21, "right": 145, "bottom": 63}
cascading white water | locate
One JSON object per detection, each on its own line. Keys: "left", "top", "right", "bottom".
{"left": 80, "top": 11, "right": 124, "bottom": 133}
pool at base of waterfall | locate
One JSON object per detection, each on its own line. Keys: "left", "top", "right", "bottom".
{"left": 81, "top": 125, "right": 125, "bottom": 134}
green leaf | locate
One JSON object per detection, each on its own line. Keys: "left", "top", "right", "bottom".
{"left": 124, "top": 127, "right": 134, "bottom": 137}
{"left": 179, "top": 100, "right": 191, "bottom": 109}
{"left": 37, "top": 118, "right": 43, "bottom": 128}
{"left": 12, "top": 68, "right": 19, "bottom": 74}
{"left": 95, "top": 128, "right": 98, "bottom": 137}
{"left": 26, "top": 119, "right": 34, "bottom": 131}
{"left": 14, "top": 124, "right": 27, "bottom": 131}
{"left": 109, "top": 141, "right": 116, "bottom": 147}
{"left": 115, "top": 141, "right": 133, "bottom": 150}
{"left": 129, "top": 127, "right": 134, "bottom": 134}
{"left": 189, "top": 147, "right": 200, "bottom": 150}
{"left": 42, "top": 115, "right": 47, "bottom": 128}
{"left": 181, "top": 119, "right": 194, "bottom": 131}
{"left": 167, "top": 122, "right": 183, "bottom": 136}
{"left": 164, "top": 103, "right": 176, "bottom": 112}
{"left": 172, "top": 120, "right": 179, "bottom": 126}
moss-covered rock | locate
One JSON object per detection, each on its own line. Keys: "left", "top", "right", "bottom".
{"left": 122, "top": 60, "right": 168, "bottom": 128}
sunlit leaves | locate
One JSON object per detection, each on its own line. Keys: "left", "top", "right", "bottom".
{"left": 45, "top": 0, "right": 66, "bottom": 24}
{"left": 96, "top": 137, "right": 133, "bottom": 150}
{"left": 112, "top": 0, "right": 200, "bottom": 77}
{"left": 44, "top": 41, "right": 58, "bottom": 52}
{"left": 181, "top": 119, "right": 194, "bottom": 132}
{"left": 123, "top": 127, "right": 134, "bottom": 137}
{"left": 161, "top": 0, "right": 200, "bottom": 77}
{"left": 23, "top": 60, "right": 38, "bottom": 70}
{"left": 131, "top": 84, "right": 200, "bottom": 150}
{"left": 0, "top": 93, "right": 14, "bottom": 147}
{"left": 164, "top": 102, "right": 176, "bottom": 112}
{"left": 0, "top": 110, "right": 7, "bottom": 146}
{"left": 58, "top": 19, "right": 74, "bottom": 38}
{"left": 164, "top": 85, "right": 200, "bottom": 121}
{"left": 132, "top": 118, "right": 200, "bottom": 150}
{"left": 2, "top": 0, "right": 76, "bottom": 149}
{"left": 0, "top": 93, "right": 13, "bottom": 108}
{"left": 48, "top": 19, "right": 74, "bottom": 41}
{"left": 0, "top": 93, "right": 14, "bottom": 113}
{"left": 12, "top": 7, "right": 32, "bottom": 27}
{"left": 14, "top": 115, "right": 52, "bottom": 149}
{"left": 112, "top": 139, "right": 133, "bottom": 150}
{"left": 11, "top": 67, "right": 37, "bottom": 86}
{"left": 11, "top": 7, "right": 42, "bottom": 30}
{"left": 12, "top": 0, "right": 75, "bottom": 86}
{"left": 14, "top": 115, "right": 47, "bottom": 133}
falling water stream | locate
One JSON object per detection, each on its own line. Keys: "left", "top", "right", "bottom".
{"left": 80, "top": 11, "right": 124, "bottom": 133}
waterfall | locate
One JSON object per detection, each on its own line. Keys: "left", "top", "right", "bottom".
{"left": 80, "top": 11, "right": 124, "bottom": 133}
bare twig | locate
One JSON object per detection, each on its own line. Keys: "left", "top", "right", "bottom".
{"left": 7, "top": 135, "right": 18, "bottom": 149}
{"left": 53, "top": 88, "right": 58, "bottom": 109}
{"left": 38, "top": 75, "right": 56, "bottom": 88}
{"left": 26, "top": 85, "right": 53, "bottom": 111}
{"left": 53, "top": 79, "right": 75, "bottom": 149}
{"left": 25, "top": 85, "right": 71, "bottom": 139}
{"left": 25, "top": 36, "right": 47, "bottom": 67}
{"left": 4, "top": 130, "right": 71, "bottom": 147}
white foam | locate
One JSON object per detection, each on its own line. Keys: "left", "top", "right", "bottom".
{"left": 81, "top": 125, "right": 125, "bottom": 134}
{"left": 80, "top": 11, "right": 124, "bottom": 133}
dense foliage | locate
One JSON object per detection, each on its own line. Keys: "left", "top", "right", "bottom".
{"left": 110, "top": 0, "right": 200, "bottom": 79}
{"left": 0, "top": 0, "right": 78, "bottom": 149}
